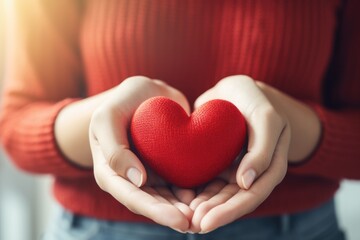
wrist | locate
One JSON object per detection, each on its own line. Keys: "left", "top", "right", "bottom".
{"left": 55, "top": 100, "right": 93, "bottom": 167}
{"left": 287, "top": 103, "right": 322, "bottom": 163}
{"left": 54, "top": 89, "right": 116, "bottom": 168}
{"left": 256, "top": 81, "right": 322, "bottom": 163}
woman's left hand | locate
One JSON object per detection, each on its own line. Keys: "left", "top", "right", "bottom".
{"left": 189, "top": 75, "right": 321, "bottom": 233}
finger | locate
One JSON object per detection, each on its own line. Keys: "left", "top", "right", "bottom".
{"left": 143, "top": 186, "right": 193, "bottom": 220}
{"left": 155, "top": 187, "right": 194, "bottom": 221}
{"left": 200, "top": 127, "right": 290, "bottom": 233}
{"left": 92, "top": 148, "right": 189, "bottom": 232}
{"left": 145, "top": 168, "right": 168, "bottom": 187}
{"left": 142, "top": 187, "right": 170, "bottom": 203}
{"left": 90, "top": 108, "right": 146, "bottom": 187}
{"left": 90, "top": 131, "right": 189, "bottom": 230}
{"left": 172, "top": 187, "right": 196, "bottom": 205}
{"left": 152, "top": 79, "right": 191, "bottom": 115}
{"left": 189, "top": 179, "right": 227, "bottom": 210}
{"left": 188, "top": 179, "right": 227, "bottom": 232}
{"left": 114, "top": 76, "right": 191, "bottom": 116}
{"left": 191, "top": 183, "right": 238, "bottom": 232}
{"left": 195, "top": 75, "right": 267, "bottom": 112}
{"left": 90, "top": 76, "right": 191, "bottom": 187}
{"left": 218, "top": 166, "right": 237, "bottom": 183}
{"left": 194, "top": 88, "right": 215, "bottom": 109}
{"left": 194, "top": 76, "right": 286, "bottom": 190}
{"left": 236, "top": 107, "right": 286, "bottom": 189}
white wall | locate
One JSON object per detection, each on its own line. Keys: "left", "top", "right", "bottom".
{"left": 336, "top": 180, "right": 360, "bottom": 240}
{"left": 0, "top": 2, "right": 55, "bottom": 239}
{"left": 0, "top": 151, "right": 54, "bottom": 240}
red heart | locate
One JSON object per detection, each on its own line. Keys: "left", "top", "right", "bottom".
{"left": 130, "top": 96, "right": 247, "bottom": 188}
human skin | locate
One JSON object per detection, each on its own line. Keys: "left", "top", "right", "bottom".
{"left": 189, "top": 75, "right": 321, "bottom": 232}
{"left": 54, "top": 75, "right": 321, "bottom": 233}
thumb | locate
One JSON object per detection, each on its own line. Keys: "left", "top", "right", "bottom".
{"left": 194, "top": 88, "right": 216, "bottom": 110}
{"left": 106, "top": 147, "right": 147, "bottom": 187}
{"left": 90, "top": 108, "right": 147, "bottom": 188}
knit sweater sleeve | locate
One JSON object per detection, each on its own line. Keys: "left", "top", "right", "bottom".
{"left": 289, "top": 0, "right": 360, "bottom": 181}
{"left": 0, "top": 1, "right": 91, "bottom": 178}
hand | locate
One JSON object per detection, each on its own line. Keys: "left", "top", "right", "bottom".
{"left": 89, "top": 76, "right": 195, "bottom": 232}
{"left": 189, "top": 75, "right": 291, "bottom": 233}
{"left": 255, "top": 81, "right": 322, "bottom": 163}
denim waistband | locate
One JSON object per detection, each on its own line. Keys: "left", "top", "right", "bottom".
{"left": 43, "top": 198, "right": 346, "bottom": 240}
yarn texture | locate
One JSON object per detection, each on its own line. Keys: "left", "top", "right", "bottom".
{"left": 131, "top": 97, "right": 247, "bottom": 188}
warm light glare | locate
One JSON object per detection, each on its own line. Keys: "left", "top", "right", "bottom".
{"left": 1, "top": 0, "right": 20, "bottom": 86}
{"left": 1, "top": 0, "right": 6, "bottom": 81}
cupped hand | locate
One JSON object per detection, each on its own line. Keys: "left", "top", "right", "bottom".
{"left": 89, "top": 76, "right": 195, "bottom": 232}
{"left": 189, "top": 75, "right": 290, "bottom": 233}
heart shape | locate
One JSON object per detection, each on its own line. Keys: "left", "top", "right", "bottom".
{"left": 130, "top": 96, "right": 247, "bottom": 188}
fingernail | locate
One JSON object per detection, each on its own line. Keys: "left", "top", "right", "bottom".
{"left": 242, "top": 169, "right": 256, "bottom": 189}
{"left": 126, "top": 168, "right": 142, "bottom": 187}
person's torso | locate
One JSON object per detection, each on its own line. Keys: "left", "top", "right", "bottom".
{"left": 80, "top": 0, "right": 340, "bottom": 104}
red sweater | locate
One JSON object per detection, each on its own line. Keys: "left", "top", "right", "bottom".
{"left": 1, "top": 0, "right": 360, "bottom": 222}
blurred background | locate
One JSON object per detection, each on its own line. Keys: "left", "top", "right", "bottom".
{"left": 0, "top": 1, "right": 359, "bottom": 240}
{"left": 0, "top": 1, "right": 56, "bottom": 240}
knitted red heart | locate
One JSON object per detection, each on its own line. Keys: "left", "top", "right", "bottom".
{"left": 130, "top": 96, "right": 247, "bottom": 188}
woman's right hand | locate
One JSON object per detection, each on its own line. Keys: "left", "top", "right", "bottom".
{"left": 89, "top": 76, "right": 194, "bottom": 232}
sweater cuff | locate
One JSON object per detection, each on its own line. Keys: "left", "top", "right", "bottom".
{"left": 288, "top": 103, "right": 360, "bottom": 180}
{"left": 6, "top": 98, "right": 93, "bottom": 178}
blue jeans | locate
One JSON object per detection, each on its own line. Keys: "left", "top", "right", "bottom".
{"left": 43, "top": 199, "right": 345, "bottom": 240}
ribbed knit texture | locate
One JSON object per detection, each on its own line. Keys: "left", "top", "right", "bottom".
{"left": 130, "top": 97, "right": 247, "bottom": 188}
{"left": 1, "top": 0, "right": 359, "bottom": 221}
{"left": 82, "top": 0, "right": 339, "bottom": 103}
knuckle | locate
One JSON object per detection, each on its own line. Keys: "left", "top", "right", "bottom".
{"left": 130, "top": 77, "right": 170, "bottom": 95}
{"left": 152, "top": 79, "right": 167, "bottom": 86}
{"left": 91, "top": 109, "right": 102, "bottom": 123}
{"left": 120, "top": 76, "right": 161, "bottom": 93}
{"left": 152, "top": 80, "right": 186, "bottom": 100}
{"left": 168, "top": 88, "right": 188, "bottom": 102}
{"left": 216, "top": 75, "right": 255, "bottom": 93}
{"left": 261, "top": 105, "right": 277, "bottom": 118}
{"left": 253, "top": 105, "right": 285, "bottom": 128}
{"left": 108, "top": 150, "right": 123, "bottom": 172}
{"left": 257, "top": 155, "right": 272, "bottom": 172}
{"left": 123, "top": 76, "right": 152, "bottom": 85}
{"left": 221, "top": 75, "right": 254, "bottom": 85}
{"left": 236, "top": 75, "right": 255, "bottom": 84}
{"left": 90, "top": 108, "right": 106, "bottom": 130}
{"left": 88, "top": 129, "right": 99, "bottom": 147}
{"left": 90, "top": 107, "right": 116, "bottom": 132}
{"left": 255, "top": 80, "right": 267, "bottom": 89}
{"left": 249, "top": 105, "right": 271, "bottom": 122}
{"left": 197, "top": 202, "right": 213, "bottom": 215}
